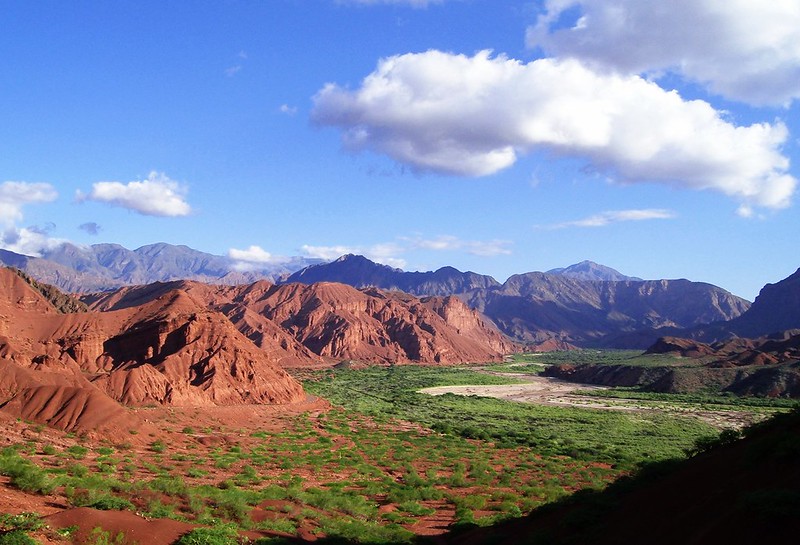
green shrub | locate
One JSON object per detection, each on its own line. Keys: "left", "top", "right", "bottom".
{"left": 0, "top": 530, "right": 38, "bottom": 545}
{"left": 0, "top": 452, "right": 54, "bottom": 494}
{"left": 175, "top": 524, "right": 241, "bottom": 545}
{"left": 66, "top": 445, "right": 89, "bottom": 459}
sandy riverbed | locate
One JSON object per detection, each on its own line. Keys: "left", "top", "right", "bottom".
{"left": 419, "top": 375, "right": 766, "bottom": 430}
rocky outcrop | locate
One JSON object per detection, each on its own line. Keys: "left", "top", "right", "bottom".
{"left": 0, "top": 268, "right": 307, "bottom": 432}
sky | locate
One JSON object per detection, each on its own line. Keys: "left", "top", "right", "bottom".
{"left": 1, "top": 0, "right": 799, "bottom": 301}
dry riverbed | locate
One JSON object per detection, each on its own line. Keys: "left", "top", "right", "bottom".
{"left": 419, "top": 375, "right": 766, "bottom": 430}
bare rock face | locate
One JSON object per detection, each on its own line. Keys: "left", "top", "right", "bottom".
{"left": 0, "top": 268, "right": 306, "bottom": 432}
{"left": 89, "top": 279, "right": 517, "bottom": 365}
{"left": 219, "top": 282, "right": 517, "bottom": 364}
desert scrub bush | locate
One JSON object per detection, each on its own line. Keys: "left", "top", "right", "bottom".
{"left": 66, "top": 444, "right": 89, "bottom": 459}
{"left": 0, "top": 513, "right": 45, "bottom": 544}
{"left": 255, "top": 518, "right": 297, "bottom": 534}
{"left": 175, "top": 523, "right": 241, "bottom": 545}
{"left": 69, "top": 491, "right": 135, "bottom": 511}
{"left": 149, "top": 440, "right": 166, "bottom": 453}
{"left": 0, "top": 531, "right": 38, "bottom": 545}
{"left": 396, "top": 501, "right": 435, "bottom": 516}
{"left": 86, "top": 527, "right": 129, "bottom": 545}
{"left": 186, "top": 467, "right": 207, "bottom": 478}
{"left": 40, "top": 444, "right": 57, "bottom": 456}
{"left": 0, "top": 450, "right": 55, "bottom": 494}
{"left": 314, "top": 515, "right": 415, "bottom": 544}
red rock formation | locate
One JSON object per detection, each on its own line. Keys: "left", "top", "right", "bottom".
{"left": 88, "top": 280, "right": 518, "bottom": 365}
{"left": 0, "top": 268, "right": 306, "bottom": 432}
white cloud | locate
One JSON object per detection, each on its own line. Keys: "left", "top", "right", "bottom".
{"left": 0, "top": 181, "right": 63, "bottom": 256}
{"left": 542, "top": 209, "right": 676, "bottom": 229}
{"left": 301, "top": 244, "right": 358, "bottom": 261}
{"left": 0, "top": 181, "right": 58, "bottom": 226}
{"left": 228, "top": 245, "right": 276, "bottom": 264}
{"left": 301, "top": 235, "right": 510, "bottom": 269}
{"left": 312, "top": 50, "right": 796, "bottom": 210}
{"left": 224, "top": 65, "right": 242, "bottom": 77}
{"left": 279, "top": 104, "right": 298, "bottom": 116}
{"left": 301, "top": 243, "right": 407, "bottom": 269}
{"left": 1, "top": 227, "right": 67, "bottom": 257}
{"left": 228, "top": 245, "right": 291, "bottom": 271}
{"left": 526, "top": 0, "right": 800, "bottom": 106}
{"left": 79, "top": 172, "right": 192, "bottom": 217}
{"left": 409, "top": 235, "right": 512, "bottom": 256}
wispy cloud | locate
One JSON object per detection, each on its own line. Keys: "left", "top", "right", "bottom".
{"left": 224, "top": 50, "right": 248, "bottom": 77}
{"left": 407, "top": 235, "right": 512, "bottom": 256}
{"left": 300, "top": 234, "right": 511, "bottom": 269}
{"left": 337, "top": 0, "right": 444, "bottom": 8}
{"left": 77, "top": 171, "right": 192, "bottom": 217}
{"left": 279, "top": 104, "right": 298, "bottom": 116}
{"left": 540, "top": 209, "right": 676, "bottom": 230}
{"left": 224, "top": 65, "right": 242, "bottom": 77}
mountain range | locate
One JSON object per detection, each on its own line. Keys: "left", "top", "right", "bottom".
{"left": 0, "top": 243, "right": 322, "bottom": 292}
{"left": 7, "top": 243, "right": 800, "bottom": 348}
{"left": 286, "top": 254, "right": 751, "bottom": 347}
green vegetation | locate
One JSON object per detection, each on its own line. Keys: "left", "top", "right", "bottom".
{"left": 0, "top": 513, "right": 44, "bottom": 545}
{"left": 305, "top": 366, "right": 715, "bottom": 465}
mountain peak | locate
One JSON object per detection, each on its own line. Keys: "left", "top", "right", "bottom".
{"left": 547, "top": 261, "right": 641, "bottom": 282}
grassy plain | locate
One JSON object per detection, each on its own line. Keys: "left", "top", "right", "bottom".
{"left": 1, "top": 356, "right": 791, "bottom": 544}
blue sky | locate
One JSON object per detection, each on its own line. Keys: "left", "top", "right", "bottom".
{"left": 1, "top": 0, "right": 798, "bottom": 301}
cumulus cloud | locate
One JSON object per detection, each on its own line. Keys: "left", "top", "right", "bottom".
{"left": 526, "top": 0, "right": 800, "bottom": 106}
{"left": 78, "top": 172, "right": 192, "bottom": 217}
{"left": 79, "top": 222, "right": 101, "bottom": 235}
{"left": 541, "top": 209, "right": 676, "bottom": 230}
{"left": 228, "top": 245, "right": 290, "bottom": 271}
{"left": 0, "top": 181, "right": 58, "bottom": 226}
{"left": 312, "top": 50, "right": 796, "bottom": 210}
{"left": 0, "top": 181, "right": 63, "bottom": 256}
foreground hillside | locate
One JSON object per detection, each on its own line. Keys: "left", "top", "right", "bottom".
{"left": 446, "top": 407, "right": 800, "bottom": 545}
